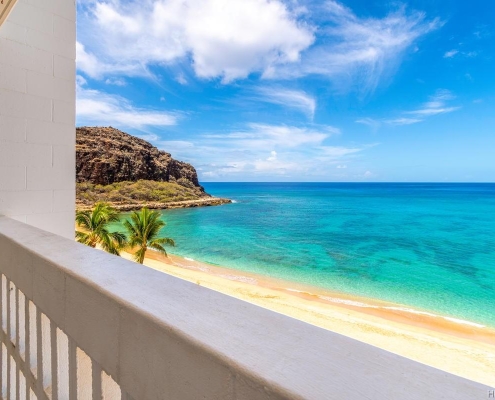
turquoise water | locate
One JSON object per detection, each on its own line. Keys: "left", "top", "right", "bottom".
{"left": 153, "top": 183, "right": 495, "bottom": 327}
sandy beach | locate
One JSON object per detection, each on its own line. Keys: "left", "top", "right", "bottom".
{"left": 120, "top": 249, "right": 495, "bottom": 387}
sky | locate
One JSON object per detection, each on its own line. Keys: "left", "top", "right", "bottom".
{"left": 76, "top": 0, "right": 495, "bottom": 182}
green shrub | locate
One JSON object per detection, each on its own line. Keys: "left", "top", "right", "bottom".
{"left": 76, "top": 179, "right": 203, "bottom": 206}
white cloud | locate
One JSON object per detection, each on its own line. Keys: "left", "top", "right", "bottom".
{"left": 443, "top": 49, "right": 478, "bottom": 60}
{"left": 77, "top": 0, "right": 314, "bottom": 82}
{"left": 148, "top": 123, "right": 367, "bottom": 179}
{"left": 76, "top": 42, "right": 101, "bottom": 78}
{"left": 271, "top": 2, "right": 441, "bottom": 92}
{"left": 358, "top": 89, "right": 460, "bottom": 129}
{"left": 444, "top": 49, "right": 459, "bottom": 58}
{"left": 76, "top": 83, "right": 179, "bottom": 129}
{"left": 319, "top": 146, "right": 362, "bottom": 158}
{"left": 254, "top": 87, "right": 316, "bottom": 119}
{"left": 176, "top": 73, "right": 188, "bottom": 85}
{"left": 76, "top": 75, "right": 87, "bottom": 86}
{"left": 336, "top": 165, "right": 347, "bottom": 169}
{"left": 356, "top": 117, "right": 381, "bottom": 131}
{"left": 205, "top": 123, "right": 339, "bottom": 149}
{"left": 385, "top": 118, "right": 423, "bottom": 126}
{"left": 76, "top": 41, "right": 144, "bottom": 78}
{"left": 407, "top": 106, "right": 460, "bottom": 117}
{"left": 406, "top": 89, "right": 460, "bottom": 117}
{"left": 77, "top": 1, "right": 438, "bottom": 90}
{"left": 267, "top": 150, "right": 277, "bottom": 161}
{"left": 105, "top": 78, "right": 127, "bottom": 86}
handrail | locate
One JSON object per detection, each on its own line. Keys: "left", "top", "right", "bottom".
{"left": 0, "top": 216, "right": 490, "bottom": 399}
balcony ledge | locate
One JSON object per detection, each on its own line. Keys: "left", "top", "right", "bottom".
{"left": 0, "top": 216, "right": 490, "bottom": 399}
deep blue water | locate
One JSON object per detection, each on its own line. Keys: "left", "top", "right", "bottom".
{"left": 155, "top": 183, "right": 495, "bottom": 327}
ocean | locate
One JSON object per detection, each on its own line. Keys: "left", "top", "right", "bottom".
{"left": 155, "top": 183, "right": 495, "bottom": 327}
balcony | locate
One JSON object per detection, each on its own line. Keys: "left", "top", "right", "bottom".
{"left": 0, "top": 0, "right": 492, "bottom": 399}
{"left": 0, "top": 216, "right": 489, "bottom": 399}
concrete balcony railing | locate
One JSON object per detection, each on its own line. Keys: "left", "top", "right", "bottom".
{"left": 0, "top": 216, "right": 490, "bottom": 399}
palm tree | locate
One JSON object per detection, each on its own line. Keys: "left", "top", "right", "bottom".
{"left": 124, "top": 207, "right": 175, "bottom": 264}
{"left": 75, "top": 203, "right": 127, "bottom": 255}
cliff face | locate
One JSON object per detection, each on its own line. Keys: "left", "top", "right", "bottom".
{"left": 76, "top": 127, "right": 204, "bottom": 192}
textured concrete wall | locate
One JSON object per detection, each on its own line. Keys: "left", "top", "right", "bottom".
{"left": 0, "top": 216, "right": 490, "bottom": 400}
{"left": 0, "top": 0, "right": 75, "bottom": 239}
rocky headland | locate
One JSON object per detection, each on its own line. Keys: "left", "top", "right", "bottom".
{"left": 76, "top": 127, "right": 230, "bottom": 210}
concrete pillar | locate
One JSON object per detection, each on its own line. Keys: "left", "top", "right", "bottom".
{"left": 0, "top": 0, "right": 76, "bottom": 239}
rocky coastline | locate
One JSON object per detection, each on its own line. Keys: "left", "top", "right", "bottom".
{"left": 76, "top": 127, "right": 230, "bottom": 210}
{"left": 76, "top": 197, "right": 232, "bottom": 212}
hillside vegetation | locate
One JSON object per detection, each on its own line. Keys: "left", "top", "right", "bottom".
{"left": 76, "top": 127, "right": 231, "bottom": 210}
{"left": 76, "top": 180, "right": 230, "bottom": 211}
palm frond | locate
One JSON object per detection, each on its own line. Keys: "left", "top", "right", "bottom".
{"left": 148, "top": 243, "right": 167, "bottom": 256}
{"left": 151, "top": 237, "right": 175, "bottom": 247}
{"left": 134, "top": 247, "right": 146, "bottom": 264}
{"left": 110, "top": 231, "right": 128, "bottom": 249}
{"left": 75, "top": 203, "right": 127, "bottom": 256}
{"left": 75, "top": 230, "right": 90, "bottom": 244}
{"left": 75, "top": 211, "right": 92, "bottom": 230}
{"left": 123, "top": 208, "right": 174, "bottom": 264}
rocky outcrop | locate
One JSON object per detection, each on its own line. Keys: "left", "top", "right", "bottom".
{"left": 76, "top": 126, "right": 204, "bottom": 193}
{"left": 76, "top": 197, "right": 232, "bottom": 212}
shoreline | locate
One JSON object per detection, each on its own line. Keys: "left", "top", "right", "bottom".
{"left": 76, "top": 196, "right": 232, "bottom": 211}
{"left": 121, "top": 249, "right": 495, "bottom": 387}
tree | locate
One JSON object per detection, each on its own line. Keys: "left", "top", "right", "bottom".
{"left": 75, "top": 203, "right": 127, "bottom": 255}
{"left": 124, "top": 207, "right": 175, "bottom": 264}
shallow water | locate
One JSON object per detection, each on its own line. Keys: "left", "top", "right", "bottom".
{"left": 147, "top": 182, "right": 495, "bottom": 327}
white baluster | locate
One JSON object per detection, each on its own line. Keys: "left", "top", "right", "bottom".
{"left": 56, "top": 329, "right": 69, "bottom": 400}
{"left": 68, "top": 339, "right": 77, "bottom": 400}
{"left": 76, "top": 348, "right": 92, "bottom": 400}
{"left": 50, "top": 323, "right": 58, "bottom": 400}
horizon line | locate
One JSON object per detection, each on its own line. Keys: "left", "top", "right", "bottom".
{"left": 200, "top": 181, "right": 495, "bottom": 184}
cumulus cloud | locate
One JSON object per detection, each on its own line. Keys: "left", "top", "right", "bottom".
{"left": 253, "top": 87, "right": 316, "bottom": 119}
{"left": 77, "top": 0, "right": 314, "bottom": 82}
{"left": 76, "top": 81, "right": 180, "bottom": 129}
{"left": 77, "top": 0, "right": 438, "bottom": 90}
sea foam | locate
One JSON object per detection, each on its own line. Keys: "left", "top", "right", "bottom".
{"left": 285, "top": 289, "right": 486, "bottom": 328}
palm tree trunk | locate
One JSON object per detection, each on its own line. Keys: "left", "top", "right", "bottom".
{"left": 139, "top": 246, "right": 147, "bottom": 264}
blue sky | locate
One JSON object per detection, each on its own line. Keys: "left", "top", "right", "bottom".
{"left": 76, "top": 0, "right": 495, "bottom": 182}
